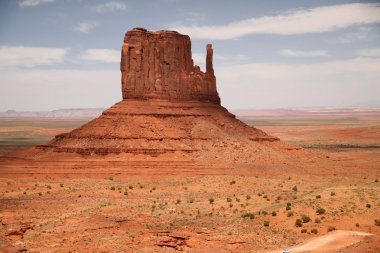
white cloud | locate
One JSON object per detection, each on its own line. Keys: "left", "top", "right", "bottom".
{"left": 355, "top": 48, "right": 380, "bottom": 57}
{"left": 171, "top": 3, "right": 380, "bottom": 40}
{"left": 325, "top": 26, "right": 380, "bottom": 44}
{"left": 0, "top": 69, "right": 120, "bottom": 111}
{"left": 217, "top": 57, "right": 380, "bottom": 109}
{"left": 90, "top": 1, "right": 127, "bottom": 13}
{"left": 73, "top": 21, "right": 97, "bottom": 33}
{"left": 80, "top": 49, "right": 120, "bottom": 63}
{"left": 19, "top": 0, "right": 55, "bottom": 7}
{"left": 278, "top": 49, "right": 329, "bottom": 57}
{"left": 0, "top": 46, "right": 67, "bottom": 67}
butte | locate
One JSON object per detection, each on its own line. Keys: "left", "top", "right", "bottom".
{"left": 4, "top": 28, "right": 305, "bottom": 172}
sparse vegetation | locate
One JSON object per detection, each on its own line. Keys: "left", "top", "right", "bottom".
{"left": 292, "top": 186, "right": 298, "bottom": 192}
{"left": 330, "top": 191, "right": 335, "bottom": 196}
{"left": 110, "top": 186, "right": 115, "bottom": 191}
{"left": 301, "top": 228, "right": 307, "bottom": 233}
{"left": 302, "top": 215, "right": 311, "bottom": 223}
{"left": 226, "top": 197, "right": 232, "bottom": 202}
{"left": 375, "top": 219, "right": 380, "bottom": 226}
{"left": 327, "top": 226, "right": 336, "bottom": 232}
{"left": 316, "top": 195, "right": 321, "bottom": 199}
{"left": 241, "top": 213, "right": 255, "bottom": 219}
{"left": 271, "top": 211, "right": 277, "bottom": 216}
{"left": 295, "top": 219, "right": 303, "bottom": 227}
{"left": 209, "top": 198, "right": 214, "bottom": 204}
{"left": 246, "top": 195, "right": 251, "bottom": 200}
{"left": 311, "top": 228, "right": 318, "bottom": 234}
{"left": 263, "top": 220, "right": 269, "bottom": 227}
{"left": 230, "top": 180, "right": 236, "bottom": 185}
{"left": 316, "top": 207, "right": 326, "bottom": 215}
{"left": 287, "top": 211, "right": 294, "bottom": 217}
{"left": 366, "top": 204, "right": 371, "bottom": 208}
{"left": 315, "top": 218, "right": 321, "bottom": 224}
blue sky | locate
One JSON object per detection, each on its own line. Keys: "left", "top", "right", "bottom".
{"left": 0, "top": 0, "right": 380, "bottom": 111}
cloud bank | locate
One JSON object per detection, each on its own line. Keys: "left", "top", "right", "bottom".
{"left": 0, "top": 46, "right": 67, "bottom": 67}
{"left": 172, "top": 3, "right": 380, "bottom": 40}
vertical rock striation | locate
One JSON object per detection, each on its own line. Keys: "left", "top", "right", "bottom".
{"left": 121, "top": 28, "right": 220, "bottom": 104}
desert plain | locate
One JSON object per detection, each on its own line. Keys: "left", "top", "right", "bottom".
{"left": 0, "top": 111, "right": 379, "bottom": 252}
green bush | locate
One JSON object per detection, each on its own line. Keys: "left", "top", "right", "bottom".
{"left": 327, "top": 226, "right": 336, "bottom": 232}
{"left": 241, "top": 213, "right": 255, "bottom": 219}
{"left": 311, "top": 228, "right": 318, "bottom": 234}
{"left": 302, "top": 215, "right": 311, "bottom": 223}
{"left": 286, "top": 205, "right": 291, "bottom": 211}
{"left": 263, "top": 221, "right": 270, "bottom": 227}
{"left": 295, "top": 219, "right": 303, "bottom": 227}
{"left": 124, "top": 191, "right": 128, "bottom": 195}
{"left": 315, "top": 218, "right": 321, "bottom": 224}
{"left": 316, "top": 207, "right": 326, "bottom": 215}
{"left": 287, "top": 211, "right": 294, "bottom": 217}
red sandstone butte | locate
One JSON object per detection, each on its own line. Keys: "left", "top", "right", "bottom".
{"left": 121, "top": 27, "right": 219, "bottom": 103}
{"left": 34, "top": 28, "right": 279, "bottom": 164}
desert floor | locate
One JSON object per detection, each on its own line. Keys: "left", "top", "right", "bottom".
{"left": 0, "top": 116, "right": 379, "bottom": 252}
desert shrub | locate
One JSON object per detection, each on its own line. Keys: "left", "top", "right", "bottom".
{"left": 241, "top": 213, "right": 255, "bottom": 220}
{"left": 263, "top": 195, "right": 267, "bottom": 199}
{"left": 236, "top": 198, "right": 240, "bottom": 202}
{"left": 295, "top": 219, "right": 303, "bottom": 227}
{"left": 287, "top": 211, "right": 294, "bottom": 217}
{"left": 302, "top": 215, "right": 311, "bottom": 223}
{"left": 316, "top": 195, "right": 321, "bottom": 199}
{"left": 229, "top": 203, "right": 233, "bottom": 208}
{"left": 330, "top": 191, "right": 335, "bottom": 196}
{"left": 301, "top": 229, "right": 307, "bottom": 233}
{"left": 257, "top": 193, "right": 262, "bottom": 197}
{"left": 315, "top": 218, "right": 321, "bottom": 224}
{"left": 109, "top": 177, "right": 113, "bottom": 180}
{"left": 47, "top": 185, "right": 52, "bottom": 189}
{"left": 38, "top": 192, "right": 42, "bottom": 196}
{"left": 366, "top": 204, "right": 371, "bottom": 208}
{"left": 262, "top": 211, "right": 268, "bottom": 215}
{"left": 227, "top": 197, "right": 232, "bottom": 202}
{"left": 327, "top": 226, "right": 336, "bottom": 232}
{"left": 189, "top": 199, "right": 194, "bottom": 203}
{"left": 316, "top": 207, "right": 326, "bottom": 215}
{"left": 209, "top": 198, "right": 214, "bottom": 204}
{"left": 23, "top": 191, "right": 26, "bottom": 195}
{"left": 375, "top": 179, "right": 378, "bottom": 182}
{"left": 176, "top": 199, "right": 181, "bottom": 204}
{"left": 286, "top": 205, "right": 291, "bottom": 211}
{"left": 129, "top": 185, "right": 133, "bottom": 189}
{"left": 110, "top": 186, "right": 115, "bottom": 191}
{"left": 78, "top": 194, "right": 82, "bottom": 198}
{"left": 292, "top": 186, "right": 298, "bottom": 192}
{"left": 230, "top": 180, "right": 236, "bottom": 185}
{"left": 375, "top": 219, "right": 380, "bottom": 226}
{"left": 356, "top": 223, "right": 360, "bottom": 227}
{"left": 272, "top": 211, "right": 277, "bottom": 216}
{"left": 246, "top": 195, "right": 251, "bottom": 200}
{"left": 263, "top": 221, "right": 270, "bottom": 227}
{"left": 124, "top": 191, "right": 128, "bottom": 195}
{"left": 311, "top": 228, "right": 318, "bottom": 234}
{"left": 60, "top": 183, "right": 64, "bottom": 187}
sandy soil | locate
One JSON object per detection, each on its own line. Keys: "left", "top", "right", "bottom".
{"left": 0, "top": 116, "right": 379, "bottom": 252}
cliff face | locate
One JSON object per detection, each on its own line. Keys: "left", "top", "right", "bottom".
{"left": 121, "top": 28, "right": 220, "bottom": 104}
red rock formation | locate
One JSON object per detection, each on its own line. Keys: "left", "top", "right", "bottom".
{"left": 121, "top": 28, "right": 220, "bottom": 104}
{"left": 36, "top": 28, "right": 279, "bottom": 162}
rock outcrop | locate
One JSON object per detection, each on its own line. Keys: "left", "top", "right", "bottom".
{"left": 36, "top": 28, "right": 279, "bottom": 163}
{"left": 121, "top": 28, "right": 219, "bottom": 103}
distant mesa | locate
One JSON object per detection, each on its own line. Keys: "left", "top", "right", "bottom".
{"left": 36, "top": 28, "right": 279, "bottom": 162}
